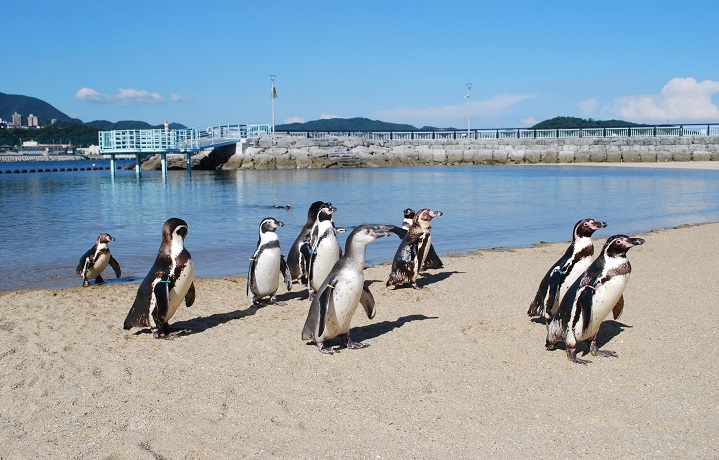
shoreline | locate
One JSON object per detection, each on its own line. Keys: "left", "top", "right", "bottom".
{"left": 1, "top": 222, "right": 718, "bottom": 457}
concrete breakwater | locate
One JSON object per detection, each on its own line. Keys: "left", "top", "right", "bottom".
{"left": 210, "top": 135, "right": 719, "bottom": 170}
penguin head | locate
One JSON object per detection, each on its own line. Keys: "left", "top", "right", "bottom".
{"left": 163, "top": 218, "right": 189, "bottom": 243}
{"left": 317, "top": 202, "right": 337, "bottom": 221}
{"left": 307, "top": 201, "right": 324, "bottom": 221}
{"left": 574, "top": 219, "right": 608, "bottom": 238}
{"left": 403, "top": 208, "right": 415, "bottom": 220}
{"left": 347, "top": 224, "right": 395, "bottom": 247}
{"left": 259, "top": 217, "right": 284, "bottom": 234}
{"left": 414, "top": 209, "right": 443, "bottom": 223}
{"left": 603, "top": 235, "right": 645, "bottom": 257}
{"left": 98, "top": 233, "right": 115, "bottom": 244}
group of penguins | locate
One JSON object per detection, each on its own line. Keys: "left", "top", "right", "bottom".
{"left": 76, "top": 206, "right": 644, "bottom": 362}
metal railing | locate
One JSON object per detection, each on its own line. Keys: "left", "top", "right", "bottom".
{"left": 98, "top": 123, "right": 272, "bottom": 154}
{"left": 275, "top": 123, "right": 719, "bottom": 141}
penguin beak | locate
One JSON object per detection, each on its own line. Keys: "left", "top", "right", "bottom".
{"left": 276, "top": 221, "right": 284, "bottom": 228}
{"left": 628, "top": 237, "right": 645, "bottom": 247}
{"left": 430, "top": 210, "right": 443, "bottom": 218}
{"left": 369, "top": 225, "right": 395, "bottom": 238}
{"left": 594, "top": 221, "right": 608, "bottom": 229}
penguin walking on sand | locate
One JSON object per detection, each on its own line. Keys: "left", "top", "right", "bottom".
{"left": 528, "top": 218, "right": 607, "bottom": 322}
{"left": 247, "top": 217, "right": 292, "bottom": 307}
{"left": 287, "top": 201, "right": 324, "bottom": 285}
{"left": 302, "top": 224, "right": 395, "bottom": 354}
{"left": 545, "top": 235, "right": 644, "bottom": 364}
{"left": 395, "top": 208, "right": 443, "bottom": 269}
{"left": 304, "top": 202, "right": 342, "bottom": 299}
{"left": 123, "top": 218, "right": 196, "bottom": 339}
{"left": 76, "top": 233, "right": 121, "bottom": 287}
{"left": 387, "top": 208, "right": 443, "bottom": 289}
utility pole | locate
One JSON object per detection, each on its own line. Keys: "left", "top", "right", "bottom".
{"left": 466, "top": 83, "right": 472, "bottom": 137}
{"left": 270, "top": 75, "right": 277, "bottom": 135}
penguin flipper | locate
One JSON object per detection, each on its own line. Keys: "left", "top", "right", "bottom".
{"left": 316, "top": 280, "right": 336, "bottom": 338}
{"left": 247, "top": 256, "right": 256, "bottom": 297}
{"left": 360, "top": 283, "right": 376, "bottom": 319}
{"left": 109, "top": 256, "right": 122, "bottom": 278}
{"left": 390, "top": 226, "right": 407, "bottom": 239}
{"left": 612, "top": 295, "right": 625, "bottom": 320}
{"left": 76, "top": 246, "right": 94, "bottom": 275}
{"left": 185, "top": 282, "right": 196, "bottom": 308}
{"left": 280, "top": 255, "right": 292, "bottom": 291}
{"left": 299, "top": 242, "right": 312, "bottom": 285}
{"left": 545, "top": 267, "right": 563, "bottom": 315}
{"left": 153, "top": 279, "right": 170, "bottom": 326}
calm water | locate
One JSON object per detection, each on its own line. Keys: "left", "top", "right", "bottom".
{"left": 1, "top": 161, "right": 718, "bottom": 292}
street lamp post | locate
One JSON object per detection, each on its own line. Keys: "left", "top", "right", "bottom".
{"left": 466, "top": 83, "right": 472, "bottom": 137}
{"left": 270, "top": 75, "right": 276, "bottom": 135}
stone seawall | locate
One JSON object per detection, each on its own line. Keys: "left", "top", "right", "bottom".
{"left": 214, "top": 135, "right": 719, "bottom": 170}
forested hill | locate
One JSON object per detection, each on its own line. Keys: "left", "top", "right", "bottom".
{"left": 0, "top": 92, "right": 83, "bottom": 124}
{"left": 276, "top": 117, "right": 420, "bottom": 131}
{"left": 530, "top": 117, "right": 644, "bottom": 129}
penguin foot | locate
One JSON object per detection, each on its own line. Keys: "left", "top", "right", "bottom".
{"left": 566, "top": 348, "right": 591, "bottom": 364}
{"left": 345, "top": 341, "right": 369, "bottom": 350}
{"left": 411, "top": 283, "right": 423, "bottom": 290}
{"left": 317, "top": 343, "right": 335, "bottom": 355}
{"left": 590, "top": 340, "right": 618, "bottom": 357}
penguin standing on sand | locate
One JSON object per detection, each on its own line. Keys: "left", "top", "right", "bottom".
{"left": 302, "top": 224, "right": 395, "bottom": 354}
{"left": 76, "top": 233, "right": 121, "bottom": 287}
{"left": 528, "top": 218, "right": 607, "bottom": 322}
{"left": 287, "top": 201, "right": 324, "bottom": 285}
{"left": 123, "top": 218, "right": 196, "bottom": 339}
{"left": 304, "top": 202, "right": 342, "bottom": 299}
{"left": 397, "top": 208, "right": 443, "bottom": 269}
{"left": 387, "top": 208, "right": 443, "bottom": 289}
{"left": 247, "top": 217, "right": 292, "bottom": 307}
{"left": 545, "top": 234, "right": 644, "bottom": 364}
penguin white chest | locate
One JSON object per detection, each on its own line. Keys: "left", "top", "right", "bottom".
{"left": 577, "top": 274, "right": 628, "bottom": 340}
{"left": 166, "top": 258, "right": 194, "bottom": 320}
{"left": 559, "top": 256, "right": 592, "bottom": 303}
{"left": 311, "top": 234, "right": 340, "bottom": 288}
{"left": 87, "top": 250, "right": 110, "bottom": 278}
{"left": 254, "top": 247, "right": 281, "bottom": 295}
{"left": 322, "top": 271, "right": 363, "bottom": 339}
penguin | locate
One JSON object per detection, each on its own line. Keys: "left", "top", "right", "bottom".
{"left": 304, "top": 202, "right": 342, "bottom": 299}
{"left": 75, "top": 232, "right": 121, "bottom": 287}
{"left": 545, "top": 235, "right": 645, "bottom": 364}
{"left": 395, "top": 208, "right": 444, "bottom": 270}
{"left": 527, "top": 218, "right": 608, "bottom": 322}
{"left": 301, "top": 224, "right": 395, "bottom": 354}
{"left": 247, "top": 217, "right": 292, "bottom": 307}
{"left": 123, "top": 218, "right": 196, "bottom": 339}
{"left": 287, "top": 201, "right": 324, "bottom": 284}
{"left": 386, "top": 208, "right": 443, "bottom": 289}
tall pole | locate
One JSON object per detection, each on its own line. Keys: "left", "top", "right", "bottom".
{"left": 466, "top": 83, "right": 472, "bottom": 137}
{"left": 270, "top": 75, "right": 276, "bottom": 135}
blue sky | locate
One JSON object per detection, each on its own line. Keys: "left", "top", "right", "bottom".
{"left": 4, "top": 0, "right": 719, "bottom": 129}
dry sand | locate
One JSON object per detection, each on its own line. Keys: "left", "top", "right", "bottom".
{"left": 1, "top": 221, "right": 718, "bottom": 459}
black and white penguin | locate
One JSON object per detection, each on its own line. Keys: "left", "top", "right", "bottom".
{"left": 301, "top": 224, "right": 395, "bottom": 354}
{"left": 545, "top": 234, "right": 645, "bottom": 364}
{"left": 304, "top": 202, "right": 342, "bottom": 299}
{"left": 247, "top": 217, "right": 292, "bottom": 307}
{"left": 75, "top": 232, "right": 121, "bottom": 287}
{"left": 527, "top": 218, "right": 608, "bottom": 322}
{"left": 287, "top": 201, "right": 324, "bottom": 284}
{"left": 386, "top": 208, "right": 443, "bottom": 289}
{"left": 123, "top": 218, "right": 196, "bottom": 339}
{"left": 395, "top": 208, "right": 444, "bottom": 270}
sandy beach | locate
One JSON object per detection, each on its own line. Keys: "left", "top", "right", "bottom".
{"left": 1, "top": 217, "right": 717, "bottom": 459}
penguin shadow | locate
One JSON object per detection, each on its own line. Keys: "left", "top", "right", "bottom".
{"left": 168, "top": 307, "right": 261, "bottom": 336}
{"left": 351, "top": 314, "right": 438, "bottom": 343}
{"left": 420, "top": 270, "right": 462, "bottom": 286}
{"left": 274, "top": 288, "right": 310, "bottom": 303}
{"left": 530, "top": 317, "right": 546, "bottom": 325}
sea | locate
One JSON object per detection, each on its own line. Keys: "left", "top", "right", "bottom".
{"left": 1, "top": 159, "right": 718, "bottom": 292}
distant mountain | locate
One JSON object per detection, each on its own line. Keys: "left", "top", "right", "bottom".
{"left": 86, "top": 120, "right": 187, "bottom": 130}
{"left": 530, "top": 116, "right": 645, "bottom": 129}
{"left": 276, "top": 117, "right": 419, "bottom": 132}
{"left": 0, "top": 92, "right": 83, "bottom": 124}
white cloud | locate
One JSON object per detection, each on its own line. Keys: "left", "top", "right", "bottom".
{"left": 614, "top": 78, "right": 719, "bottom": 122}
{"left": 373, "top": 93, "right": 535, "bottom": 127}
{"left": 75, "top": 87, "right": 166, "bottom": 106}
{"left": 320, "top": 113, "right": 342, "bottom": 119}
{"left": 521, "top": 117, "right": 539, "bottom": 126}
{"left": 282, "top": 116, "right": 305, "bottom": 124}
{"left": 577, "top": 97, "right": 599, "bottom": 116}
{"left": 169, "top": 93, "right": 186, "bottom": 103}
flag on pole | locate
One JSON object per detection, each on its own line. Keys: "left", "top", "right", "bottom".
{"left": 272, "top": 86, "right": 277, "bottom": 99}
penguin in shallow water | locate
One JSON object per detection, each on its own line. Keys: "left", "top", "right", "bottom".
{"left": 247, "top": 217, "right": 292, "bottom": 307}
{"left": 76, "top": 233, "right": 121, "bottom": 287}
{"left": 396, "top": 208, "right": 443, "bottom": 269}
{"left": 123, "top": 218, "right": 196, "bottom": 339}
{"left": 287, "top": 201, "right": 324, "bottom": 285}
{"left": 304, "top": 202, "right": 342, "bottom": 299}
{"left": 302, "top": 224, "right": 395, "bottom": 354}
{"left": 387, "top": 208, "right": 443, "bottom": 289}
{"left": 545, "top": 234, "right": 644, "bottom": 364}
{"left": 528, "top": 218, "right": 607, "bottom": 322}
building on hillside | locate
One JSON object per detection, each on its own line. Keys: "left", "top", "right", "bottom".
{"left": 11, "top": 112, "right": 22, "bottom": 127}
{"left": 27, "top": 114, "right": 38, "bottom": 127}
